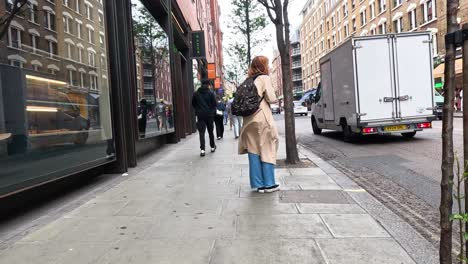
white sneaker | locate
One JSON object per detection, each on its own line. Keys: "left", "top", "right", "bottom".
{"left": 200, "top": 150, "right": 206, "bottom": 157}
{"left": 264, "top": 185, "right": 280, "bottom": 193}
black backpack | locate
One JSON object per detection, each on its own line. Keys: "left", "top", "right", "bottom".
{"left": 231, "top": 75, "right": 264, "bottom": 117}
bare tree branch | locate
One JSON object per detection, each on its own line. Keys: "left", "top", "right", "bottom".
{"left": 257, "top": 0, "right": 278, "bottom": 24}
{"left": 0, "top": 0, "right": 29, "bottom": 40}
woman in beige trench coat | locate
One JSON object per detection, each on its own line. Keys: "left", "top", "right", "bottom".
{"left": 238, "top": 56, "right": 280, "bottom": 193}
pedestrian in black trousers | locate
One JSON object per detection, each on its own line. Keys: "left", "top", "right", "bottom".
{"left": 215, "top": 97, "right": 225, "bottom": 139}
{"left": 192, "top": 79, "right": 217, "bottom": 157}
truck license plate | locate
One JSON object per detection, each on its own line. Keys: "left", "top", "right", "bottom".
{"left": 384, "top": 125, "right": 408, "bottom": 132}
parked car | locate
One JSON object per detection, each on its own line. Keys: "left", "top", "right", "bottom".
{"left": 311, "top": 33, "right": 435, "bottom": 141}
{"left": 434, "top": 90, "right": 444, "bottom": 120}
{"left": 293, "top": 101, "right": 308, "bottom": 116}
{"left": 271, "top": 103, "right": 281, "bottom": 114}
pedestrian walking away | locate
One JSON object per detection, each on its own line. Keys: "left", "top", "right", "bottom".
{"left": 192, "top": 79, "right": 217, "bottom": 157}
{"left": 227, "top": 94, "right": 243, "bottom": 139}
{"left": 215, "top": 97, "right": 225, "bottom": 140}
{"left": 238, "top": 56, "right": 280, "bottom": 193}
{"left": 137, "top": 99, "right": 148, "bottom": 138}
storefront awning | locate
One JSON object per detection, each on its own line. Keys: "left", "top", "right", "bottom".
{"left": 433, "top": 58, "right": 463, "bottom": 79}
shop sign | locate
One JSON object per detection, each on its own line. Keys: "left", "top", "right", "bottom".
{"left": 214, "top": 77, "right": 221, "bottom": 88}
{"left": 208, "top": 64, "right": 216, "bottom": 80}
{"left": 191, "top": 31, "right": 206, "bottom": 59}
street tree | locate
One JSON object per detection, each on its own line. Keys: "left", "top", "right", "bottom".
{"left": 439, "top": 0, "right": 460, "bottom": 261}
{"left": 257, "top": 0, "right": 300, "bottom": 164}
{"left": 0, "top": 0, "right": 29, "bottom": 39}
{"left": 228, "top": 0, "right": 268, "bottom": 71}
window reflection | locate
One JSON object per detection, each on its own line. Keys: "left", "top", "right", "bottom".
{"left": 0, "top": 0, "right": 113, "bottom": 195}
{"left": 131, "top": 1, "right": 174, "bottom": 138}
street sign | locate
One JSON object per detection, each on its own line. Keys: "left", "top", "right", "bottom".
{"left": 191, "top": 31, "right": 206, "bottom": 59}
{"left": 208, "top": 63, "right": 216, "bottom": 79}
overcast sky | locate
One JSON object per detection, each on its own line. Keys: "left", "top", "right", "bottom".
{"left": 219, "top": 0, "right": 308, "bottom": 67}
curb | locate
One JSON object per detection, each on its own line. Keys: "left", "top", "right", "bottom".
{"left": 297, "top": 144, "right": 439, "bottom": 264}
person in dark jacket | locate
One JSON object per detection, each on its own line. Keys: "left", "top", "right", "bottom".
{"left": 214, "top": 97, "right": 226, "bottom": 140}
{"left": 192, "top": 79, "right": 217, "bottom": 157}
{"left": 138, "top": 99, "right": 148, "bottom": 138}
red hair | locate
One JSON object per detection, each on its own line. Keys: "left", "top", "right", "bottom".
{"left": 248, "top": 56, "right": 269, "bottom": 77}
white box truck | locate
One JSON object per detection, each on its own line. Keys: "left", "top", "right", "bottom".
{"left": 310, "top": 32, "right": 435, "bottom": 141}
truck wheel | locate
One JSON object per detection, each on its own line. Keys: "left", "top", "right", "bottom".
{"left": 342, "top": 124, "right": 357, "bottom": 142}
{"left": 402, "top": 132, "right": 416, "bottom": 138}
{"left": 312, "top": 117, "right": 322, "bottom": 135}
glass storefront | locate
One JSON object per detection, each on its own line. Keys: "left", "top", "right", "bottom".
{"left": 0, "top": 0, "right": 114, "bottom": 195}
{"left": 131, "top": 1, "right": 174, "bottom": 139}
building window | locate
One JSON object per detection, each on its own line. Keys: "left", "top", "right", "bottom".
{"left": 28, "top": 2, "right": 38, "bottom": 23}
{"left": 379, "top": 22, "right": 387, "bottom": 34}
{"left": 80, "top": 72, "right": 86, "bottom": 87}
{"left": 344, "top": 24, "right": 350, "bottom": 37}
{"left": 393, "top": 17, "right": 403, "bottom": 33}
{"left": 30, "top": 34, "right": 38, "bottom": 52}
{"left": 332, "top": 34, "right": 336, "bottom": 46}
{"left": 370, "top": 2, "right": 375, "bottom": 19}
{"left": 90, "top": 75, "right": 98, "bottom": 90}
{"left": 360, "top": 9, "right": 367, "bottom": 26}
{"left": 88, "top": 51, "right": 95, "bottom": 66}
{"left": 33, "top": 64, "right": 40, "bottom": 71}
{"left": 8, "top": 26, "right": 21, "bottom": 48}
{"left": 76, "top": 0, "right": 81, "bottom": 13}
{"left": 393, "top": 0, "right": 402, "bottom": 8}
{"left": 371, "top": 28, "right": 377, "bottom": 35}
{"left": 64, "top": 16, "right": 73, "bottom": 34}
{"left": 68, "top": 69, "right": 75, "bottom": 86}
{"left": 421, "top": 0, "right": 435, "bottom": 23}
{"left": 98, "top": 12, "right": 104, "bottom": 27}
{"left": 44, "top": 11, "right": 56, "bottom": 31}
{"left": 352, "top": 18, "right": 357, "bottom": 31}
{"left": 77, "top": 22, "right": 83, "bottom": 38}
{"left": 5, "top": 0, "right": 14, "bottom": 12}
{"left": 48, "top": 40, "right": 58, "bottom": 56}
{"left": 338, "top": 30, "right": 342, "bottom": 42}
{"left": 77, "top": 47, "right": 83, "bottom": 62}
{"left": 85, "top": 3, "right": 93, "bottom": 20}
{"left": 352, "top": 0, "right": 356, "bottom": 9}
{"left": 66, "top": 43, "right": 74, "bottom": 59}
{"left": 408, "top": 9, "right": 417, "bottom": 30}
{"left": 9, "top": 60, "right": 23, "bottom": 68}
{"left": 63, "top": 0, "right": 70, "bottom": 7}
{"left": 379, "top": 0, "right": 386, "bottom": 13}
{"left": 99, "top": 33, "right": 104, "bottom": 45}
{"left": 88, "top": 28, "right": 94, "bottom": 44}
{"left": 432, "top": 34, "right": 438, "bottom": 56}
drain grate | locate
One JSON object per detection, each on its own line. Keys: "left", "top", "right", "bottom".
{"left": 279, "top": 190, "right": 354, "bottom": 204}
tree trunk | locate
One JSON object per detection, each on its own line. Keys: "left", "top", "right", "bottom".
{"left": 463, "top": 22, "right": 468, "bottom": 263}
{"left": 440, "top": 0, "right": 459, "bottom": 262}
{"left": 246, "top": 0, "right": 251, "bottom": 66}
{"left": 271, "top": 0, "right": 299, "bottom": 164}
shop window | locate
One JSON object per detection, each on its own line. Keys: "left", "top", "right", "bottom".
{"left": 0, "top": 0, "right": 114, "bottom": 197}
{"left": 131, "top": 0, "right": 174, "bottom": 138}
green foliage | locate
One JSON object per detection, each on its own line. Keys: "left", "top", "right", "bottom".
{"left": 226, "top": 0, "right": 269, "bottom": 72}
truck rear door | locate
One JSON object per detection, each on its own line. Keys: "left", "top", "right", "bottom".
{"left": 354, "top": 37, "right": 395, "bottom": 122}
{"left": 320, "top": 60, "right": 335, "bottom": 121}
{"left": 393, "top": 34, "right": 434, "bottom": 118}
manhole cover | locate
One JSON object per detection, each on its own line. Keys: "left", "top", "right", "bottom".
{"left": 279, "top": 190, "right": 354, "bottom": 204}
{"left": 276, "top": 158, "right": 317, "bottom": 168}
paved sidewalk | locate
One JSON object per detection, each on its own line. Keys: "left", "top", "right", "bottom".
{"left": 0, "top": 134, "right": 434, "bottom": 263}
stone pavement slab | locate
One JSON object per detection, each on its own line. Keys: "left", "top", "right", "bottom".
{"left": 0, "top": 134, "right": 426, "bottom": 263}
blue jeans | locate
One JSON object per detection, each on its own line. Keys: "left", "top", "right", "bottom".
{"left": 248, "top": 153, "right": 276, "bottom": 189}
{"left": 232, "top": 115, "right": 243, "bottom": 138}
